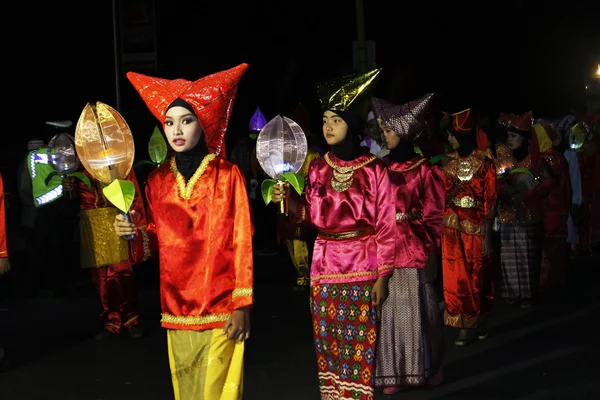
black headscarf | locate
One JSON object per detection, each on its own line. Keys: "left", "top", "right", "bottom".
{"left": 328, "top": 109, "right": 367, "bottom": 161}
{"left": 388, "top": 138, "right": 417, "bottom": 162}
{"left": 167, "top": 98, "right": 208, "bottom": 180}
{"left": 509, "top": 129, "right": 530, "bottom": 162}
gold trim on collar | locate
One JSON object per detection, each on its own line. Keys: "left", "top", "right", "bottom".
{"left": 324, "top": 152, "right": 376, "bottom": 192}
{"left": 387, "top": 157, "right": 426, "bottom": 172}
{"left": 170, "top": 153, "right": 217, "bottom": 200}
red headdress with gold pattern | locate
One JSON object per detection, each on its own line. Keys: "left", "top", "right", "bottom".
{"left": 441, "top": 108, "right": 489, "bottom": 151}
{"left": 498, "top": 111, "right": 541, "bottom": 175}
{"left": 126, "top": 63, "right": 249, "bottom": 158}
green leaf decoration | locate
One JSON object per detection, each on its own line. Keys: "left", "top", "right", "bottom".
{"left": 509, "top": 168, "right": 533, "bottom": 177}
{"left": 102, "top": 179, "right": 136, "bottom": 213}
{"left": 148, "top": 125, "right": 167, "bottom": 164}
{"left": 280, "top": 172, "right": 304, "bottom": 196}
{"left": 45, "top": 171, "right": 59, "bottom": 186}
{"left": 429, "top": 154, "right": 448, "bottom": 165}
{"left": 134, "top": 160, "right": 157, "bottom": 169}
{"left": 413, "top": 144, "right": 424, "bottom": 156}
{"left": 261, "top": 179, "right": 277, "bottom": 205}
{"left": 68, "top": 172, "right": 92, "bottom": 190}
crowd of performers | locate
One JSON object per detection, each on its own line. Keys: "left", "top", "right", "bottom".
{"left": 1, "top": 64, "right": 598, "bottom": 400}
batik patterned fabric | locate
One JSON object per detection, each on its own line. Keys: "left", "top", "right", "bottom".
{"left": 311, "top": 281, "right": 377, "bottom": 400}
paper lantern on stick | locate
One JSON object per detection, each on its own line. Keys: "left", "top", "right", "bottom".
{"left": 46, "top": 132, "right": 91, "bottom": 198}
{"left": 249, "top": 106, "right": 267, "bottom": 139}
{"left": 74, "top": 102, "right": 135, "bottom": 185}
{"left": 256, "top": 115, "right": 307, "bottom": 213}
{"left": 74, "top": 101, "right": 137, "bottom": 239}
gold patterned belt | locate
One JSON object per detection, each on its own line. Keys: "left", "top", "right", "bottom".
{"left": 396, "top": 211, "right": 423, "bottom": 221}
{"left": 317, "top": 226, "right": 374, "bottom": 241}
{"left": 451, "top": 196, "right": 481, "bottom": 208}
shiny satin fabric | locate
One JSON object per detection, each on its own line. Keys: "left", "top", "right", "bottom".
{"left": 77, "top": 168, "right": 152, "bottom": 265}
{"left": 145, "top": 156, "right": 254, "bottom": 330}
{"left": 304, "top": 152, "right": 396, "bottom": 284}
{"left": 383, "top": 156, "right": 445, "bottom": 268}
{"left": 442, "top": 151, "right": 497, "bottom": 232}
{"left": 0, "top": 173, "right": 7, "bottom": 258}
{"left": 89, "top": 259, "right": 139, "bottom": 333}
{"left": 167, "top": 328, "right": 244, "bottom": 400}
{"left": 540, "top": 151, "right": 571, "bottom": 237}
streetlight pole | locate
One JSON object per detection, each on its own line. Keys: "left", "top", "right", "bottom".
{"left": 355, "top": 0, "right": 367, "bottom": 73}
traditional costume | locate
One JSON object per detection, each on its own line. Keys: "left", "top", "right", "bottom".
{"left": 77, "top": 168, "right": 151, "bottom": 336}
{"left": 440, "top": 109, "right": 496, "bottom": 334}
{"left": 497, "top": 112, "right": 552, "bottom": 305}
{"left": 533, "top": 122, "right": 571, "bottom": 289}
{"left": 0, "top": 173, "right": 7, "bottom": 260}
{"left": 370, "top": 94, "right": 445, "bottom": 390}
{"left": 127, "top": 63, "right": 253, "bottom": 400}
{"left": 299, "top": 68, "right": 396, "bottom": 400}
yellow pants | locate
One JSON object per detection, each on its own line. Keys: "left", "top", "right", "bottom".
{"left": 286, "top": 239, "right": 310, "bottom": 286}
{"left": 167, "top": 329, "right": 244, "bottom": 400}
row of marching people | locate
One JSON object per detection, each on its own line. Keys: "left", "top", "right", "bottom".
{"left": 271, "top": 70, "right": 599, "bottom": 398}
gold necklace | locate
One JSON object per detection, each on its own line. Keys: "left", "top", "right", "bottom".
{"left": 170, "top": 153, "right": 217, "bottom": 200}
{"left": 324, "top": 152, "right": 376, "bottom": 192}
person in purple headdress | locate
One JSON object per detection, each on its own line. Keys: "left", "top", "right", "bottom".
{"left": 370, "top": 94, "right": 445, "bottom": 393}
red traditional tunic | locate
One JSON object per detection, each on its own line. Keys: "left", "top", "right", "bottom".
{"left": 145, "top": 154, "right": 254, "bottom": 331}
{"left": 383, "top": 155, "right": 444, "bottom": 268}
{"left": 441, "top": 150, "right": 497, "bottom": 328}
{"left": 540, "top": 150, "right": 571, "bottom": 237}
{"left": 0, "top": 173, "right": 7, "bottom": 259}
{"left": 301, "top": 152, "right": 396, "bottom": 284}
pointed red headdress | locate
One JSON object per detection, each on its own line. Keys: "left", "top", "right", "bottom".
{"left": 126, "top": 63, "right": 249, "bottom": 158}
{"left": 443, "top": 108, "right": 488, "bottom": 151}
{"left": 498, "top": 111, "right": 540, "bottom": 175}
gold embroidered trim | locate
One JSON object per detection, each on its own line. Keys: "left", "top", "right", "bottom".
{"left": 443, "top": 152, "right": 484, "bottom": 182}
{"left": 387, "top": 157, "right": 426, "bottom": 172}
{"left": 139, "top": 228, "right": 151, "bottom": 261}
{"left": 442, "top": 213, "right": 484, "bottom": 236}
{"left": 312, "top": 270, "right": 377, "bottom": 281}
{"left": 396, "top": 211, "right": 423, "bottom": 221}
{"left": 161, "top": 312, "right": 230, "bottom": 326}
{"left": 317, "top": 229, "right": 371, "bottom": 240}
{"left": 232, "top": 288, "right": 253, "bottom": 299}
{"left": 170, "top": 153, "right": 217, "bottom": 200}
{"left": 0, "top": 251, "right": 6, "bottom": 255}
{"left": 451, "top": 196, "right": 481, "bottom": 209}
{"left": 378, "top": 265, "right": 394, "bottom": 273}
{"left": 444, "top": 309, "right": 486, "bottom": 329}
{"left": 324, "top": 152, "right": 376, "bottom": 192}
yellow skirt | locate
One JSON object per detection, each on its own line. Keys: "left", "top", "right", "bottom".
{"left": 167, "top": 329, "right": 244, "bottom": 400}
{"left": 79, "top": 207, "right": 128, "bottom": 269}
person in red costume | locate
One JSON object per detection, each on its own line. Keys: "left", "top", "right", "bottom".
{"left": 370, "top": 94, "right": 445, "bottom": 393}
{"left": 533, "top": 122, "right": 571, "bottom": 290}
{"left": 115, "top": 64, "right": 253, "bottom": 400}
{"left": 0, "top": 172, "right": 10, "bottom": 371}
{"left": 496, "top": 112, "right": 553, "bottom": 308}
{"left": 66, "top": 167, "right": 151, "bottom": 340}
{"left": 272, "top": 69, "right": 397, "bottom": 400}
{"left": 440, "top": 108, "right": 496, "bottom": 346}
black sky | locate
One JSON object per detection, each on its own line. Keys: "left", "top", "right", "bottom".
{"left": 4, "top": 0, "right": 599, "bottom": 169}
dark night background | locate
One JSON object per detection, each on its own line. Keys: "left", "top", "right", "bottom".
{"left": 3, "top": 0, "right": 599, "bottom": 172}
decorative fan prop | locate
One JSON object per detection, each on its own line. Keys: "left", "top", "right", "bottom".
{"left": 256, "top": 115, "right": 307, "bottom": 214}
{"left": 134, "top": 125, "right": 169, "bottom": 168}
{"left": 74, "top": 101, "right": 137, "bottom": 239}
{"left": 46, "top": 132, "right": 91, "bottom": 198}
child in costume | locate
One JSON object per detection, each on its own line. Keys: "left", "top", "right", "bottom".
{"left": 115, "top": 64, "right": 253, "bottom": 400}
{"left": 272, "top": 69, "right": 397, "bottom": 400}
{"left": 370, "top": 94, "right": 445, "bottom": 393}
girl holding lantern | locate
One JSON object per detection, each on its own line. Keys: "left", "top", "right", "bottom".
{"left": 114, "top": 64, "right": 253, "bottom": 400}
{"left": 272, "top": 69, "right": 397, "bottom": 400}
{"left": 369, "top": 94, "right": 445, "bottom": 393}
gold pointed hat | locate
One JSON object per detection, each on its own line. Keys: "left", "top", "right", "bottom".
{"left": 317, "top": 68, "right": 382, "bottom": 112}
